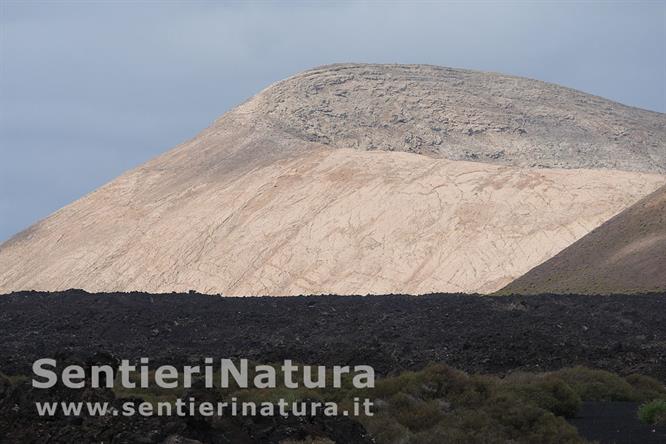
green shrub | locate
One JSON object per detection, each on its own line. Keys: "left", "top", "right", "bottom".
{"left": 505, "top": 377, "right": 582, "bottom": 417}
{"left": 362, "top": 365, "right": 586, "bottom": 443}
{"left": 0, "top": 372, "right": 28, "bottom": 386}
{"left": 625, "top": 374, "right": 666, "bottom": 401}
{"left": 484, "top": 394, "right": 582, "bottom": 443}
{"left": 363, "top": 414, "right": 413, "bottom": 444}
{"left": 368, "top": 363, "right": 493, "bottom": 416}
{"left": 388, "top": 392, "right": 443, "bottom": 431}
{"left": 550, "top": 367, "right": 637, "bottom": 401}
{"left": 93, "top": 362, "right": 661, "bottom": 444}
{"left": 638, "top": 399, "right": 666, "bottom": 425}
{"left": 521, "top": 412, "right": 583, "bottom": 444}
{"left": 372, "top": 370, "right": 421, "bottom": 399}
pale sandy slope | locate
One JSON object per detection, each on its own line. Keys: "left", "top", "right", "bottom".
{"left": 0, "top": 148, "right": 662, "bottom": 295}
{"left": 1, "top": 64, "right": 665, "bottom": 295}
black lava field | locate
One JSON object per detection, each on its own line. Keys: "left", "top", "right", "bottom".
{"left": 1, "top": 290, "right": 664, "bottom": 379}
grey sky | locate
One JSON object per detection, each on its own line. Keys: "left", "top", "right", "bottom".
{"left": 1, "top": 1, "right": 665, "bottom": 242}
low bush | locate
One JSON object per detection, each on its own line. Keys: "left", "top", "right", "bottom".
{"left": 84, "top": 362, "right": 665, "bottom": 443}
{"left": 502, "top": 376, "right": 582, "bottom": 417}
{"left": 549, "top": 366, "right": 637, "bottom": 401}
{"left": 638, "top": 399, "right": 666, "bottom": 426}
{"left": 387, "top": 392, "right": 443, "bottom": 431}
{"left": 361, "top": 364, "right": 586, "bottom": 443}
{"left": 625, "top": 374, "right": 666, "bottom": 400}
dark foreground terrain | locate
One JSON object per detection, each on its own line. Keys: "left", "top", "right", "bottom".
{"left": 1, "top": 290, "right": 665, "bottom": 443}
{"left": 1, "top": 290, "right": 665, "bottom": 378}
{"left": 570, "top": 402, "right": 666, "bottom": 444}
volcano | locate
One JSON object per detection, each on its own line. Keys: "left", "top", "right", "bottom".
{"left": 1, "top": 64, "right": 664, "bottom": 295}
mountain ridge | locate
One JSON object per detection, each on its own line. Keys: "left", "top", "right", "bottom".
{"left": 1, "top": 64, "right": 664, "bottom": 295}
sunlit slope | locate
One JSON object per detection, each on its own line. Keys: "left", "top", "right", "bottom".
{"left": 0, "top": 148, "right": 662, "bottom": 295}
